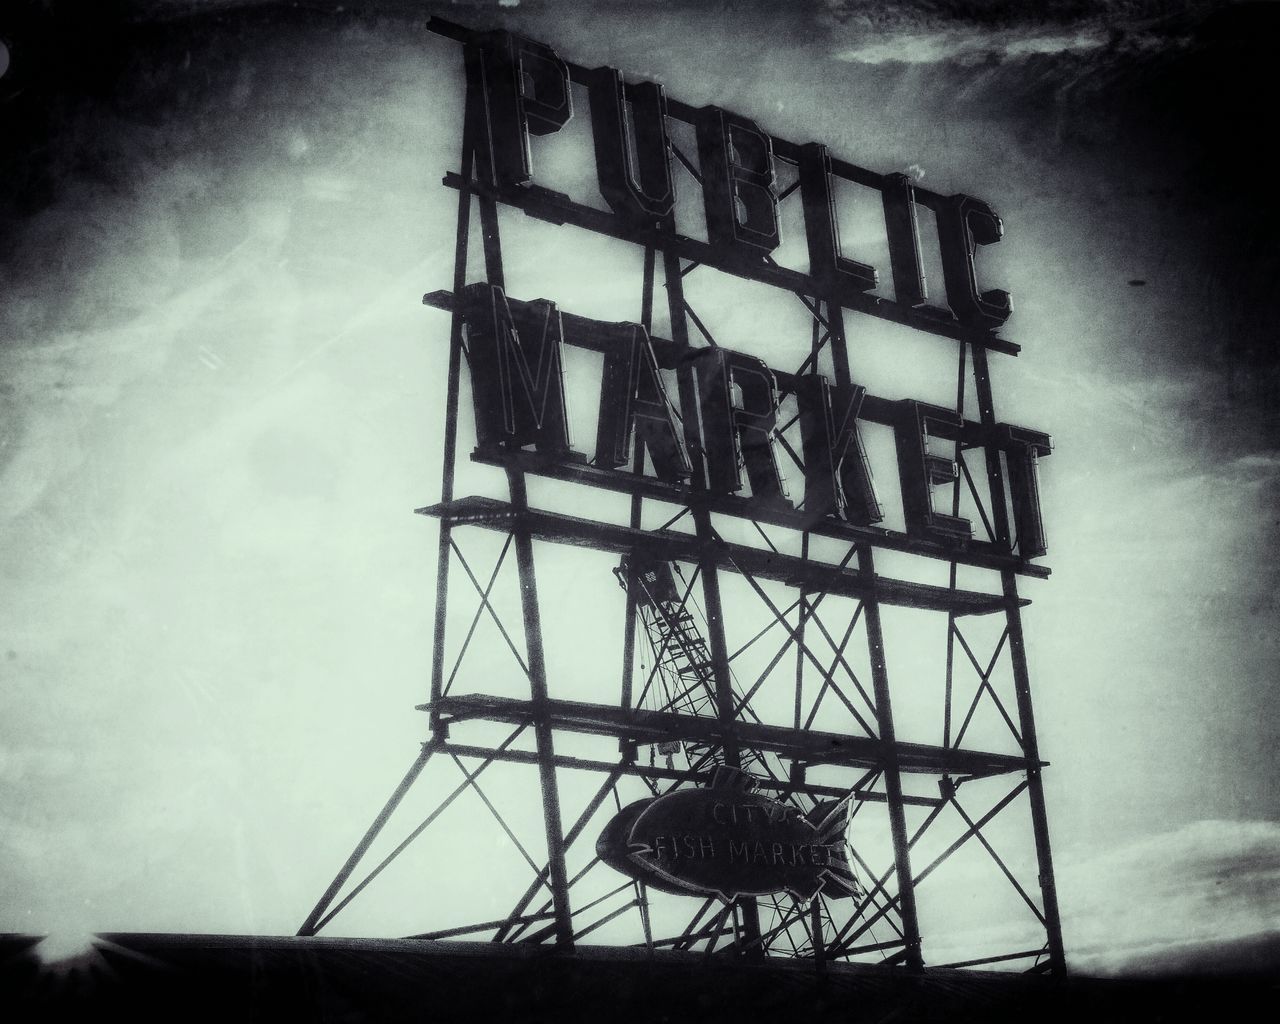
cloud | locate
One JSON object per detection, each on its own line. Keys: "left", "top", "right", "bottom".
{"left": 816, "top": 0, "right": 1210, "bottom": 68}
{"left": 916, "top": 818, "right": 1280, "bottom": 975}
{"left": 1223, "top": 452, "right": 1280, "bottom": 490}
{"left": 834, "top": 26, "right": 1110, "bottom": 65}
{"left": 1057, "top": 819, "right": 1280, "bottom": 975}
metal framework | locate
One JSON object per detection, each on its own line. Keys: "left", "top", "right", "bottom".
{"left": 299, "top": 18, "right": 1065, "bottom": 977}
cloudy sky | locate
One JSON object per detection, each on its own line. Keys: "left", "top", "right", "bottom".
{"left": 1, "top": 0, "right": 1277, "bottom": 976}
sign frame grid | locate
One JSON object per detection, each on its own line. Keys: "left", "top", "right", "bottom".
{"left": 298, "top": 17, "right": 1067, "bottom": 978}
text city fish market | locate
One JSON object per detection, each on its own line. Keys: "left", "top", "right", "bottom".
{"left": 649, "top": 799, "right": 844, "bottom": 867}
{"left": 646, "top": 834, "right": 844, "bottom": 868}
{"left": 450, "top": 31, "right": 1053, "bottom": 555}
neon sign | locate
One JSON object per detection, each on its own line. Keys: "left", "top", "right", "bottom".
{"left": 425, "top": 25, "right": 1053, "bottom": 568}
{"left": 597, "top": 767, "right": 860, "bottom": 902}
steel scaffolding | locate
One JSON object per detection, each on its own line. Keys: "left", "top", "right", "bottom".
{"left": 299, "top": 17, "right": 1065, "bottom": 976}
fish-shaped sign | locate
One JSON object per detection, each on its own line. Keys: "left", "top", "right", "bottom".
{"left": 596, "top": 766, "right": 861, "bottom": 902}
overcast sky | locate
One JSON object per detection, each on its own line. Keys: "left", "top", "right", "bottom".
{"left": 1, "top": 0, "right": 1277, "bottom": 976}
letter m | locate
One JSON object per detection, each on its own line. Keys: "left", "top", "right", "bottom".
{"left": 461, "top": 283, "right": 574, "bottom": 455}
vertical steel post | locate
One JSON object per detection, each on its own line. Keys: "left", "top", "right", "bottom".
{"left": 826, "top": 299, "right": 924, "bottom": 969}
{"left": 505, "top": 468, "right": 576, "bottom": 947}
{"left": 464, "top": 44, "right": 575, "bottom": 948}
{"left": 794, "top": 538, "right": 808, "bottom": 733}
{"left": 794, "top": 304, "right": 820, "bottom": 737}
{"left": 618, "top": 247, "right": 657, "bottom": 731}
{"left": 970, "top": 344, "right": 1066, "bottom": 975}
{"left": 810, "top": 899, "right": 827, "bottom": 973}
{"left": 661, "top": 247, "right": 763, "bottom": 950}
{"left": 943, "top": 342, "right": 968, "bottom": 750}
{"left": 428, "top": 70, "right": 478, "bottom": 734}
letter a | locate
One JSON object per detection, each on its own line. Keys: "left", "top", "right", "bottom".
{"left": 595, "top": 324, "right": 691, "bottom": 481}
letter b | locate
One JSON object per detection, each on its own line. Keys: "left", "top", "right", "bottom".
{"left": 696, "top": 106, "right": 780, "bottom": 261}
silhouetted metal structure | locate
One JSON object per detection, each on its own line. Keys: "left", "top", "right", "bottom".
{"left": 300, "top": 16, "right": 1065, "bottom": 976}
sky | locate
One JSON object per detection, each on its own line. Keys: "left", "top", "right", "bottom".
{"left": 1, "top": 0, "right": 1277, "bottom": 978}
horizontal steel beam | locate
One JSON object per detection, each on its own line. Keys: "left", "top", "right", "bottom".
{"left": 435, "top": 740, "right": 944, "bottom": 807}
{"left": 422, "top": 287, "right": 1029, "bottom": 466}
{"left": 932, "top": 948, "right": 1046, "bottom": 970}
{"left": 419, "top": 496, "right": 1029, "bottom": 615}
{"left": 465, "top": 448, "right": 1048, "bottom": 581}
{"left": 425, "top": 694, "right": 1042, "bottom": 779}
{"left": 403, "top": 912, "right": 555, "bottom": 942}
{"left": 468, "top": 446, "right": 1049, "bottom": 580}
{"left": 436, "top": 173, "right": 1019, "bottom": 357}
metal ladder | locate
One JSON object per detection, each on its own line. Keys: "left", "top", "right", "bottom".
{"left": 620, "top": 555, "right": 765, "bottom": 777}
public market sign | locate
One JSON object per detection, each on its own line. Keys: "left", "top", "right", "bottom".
{"left": 427, "top": 22, "right": 1054, "bottom": 567}
{"left": 596, "top": 767, "right": 860, "bottom": 902}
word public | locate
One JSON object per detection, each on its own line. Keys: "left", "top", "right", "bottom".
{"left": 445, "top": 27, "right": 1053, "bottom": 557}
{"left": 466, "top": 28, "right": 1012, "bottom": 330}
